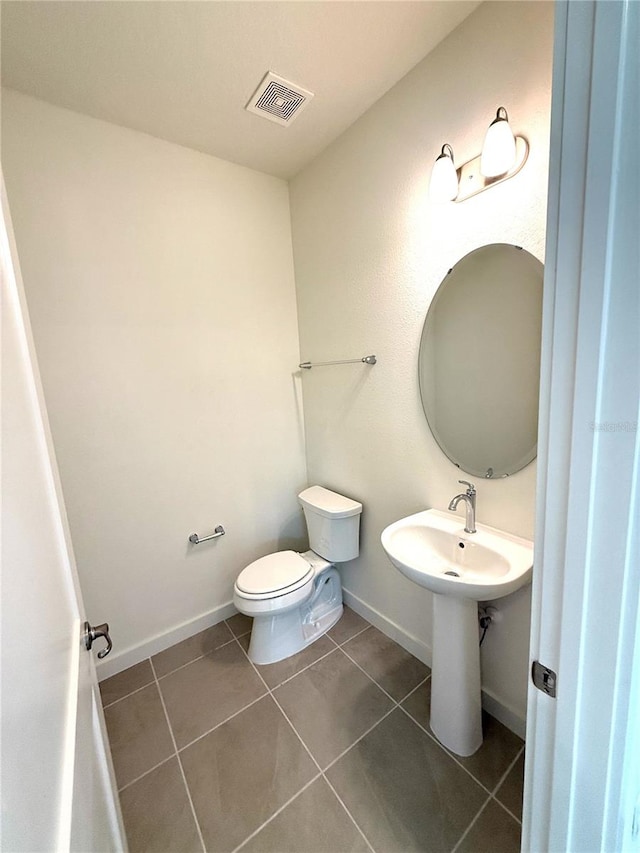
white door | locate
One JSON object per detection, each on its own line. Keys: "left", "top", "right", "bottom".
{"left": 524, "top": 1, "right": 640, "bottom": 851}
{"left": 0, "top": 179, "right": 126, "bottom": 852}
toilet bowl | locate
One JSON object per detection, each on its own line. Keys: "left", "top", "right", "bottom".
{"left": 233, "top": 486, "right": 362, "bottom": 665}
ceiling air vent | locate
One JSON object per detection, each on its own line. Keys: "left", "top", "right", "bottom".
{"left": 245, "top": 72, "right": 314, "bottom": 127}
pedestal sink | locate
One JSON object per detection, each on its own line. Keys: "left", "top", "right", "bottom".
{"left": 381, "top": 509, "right": 533, "bottom": 756}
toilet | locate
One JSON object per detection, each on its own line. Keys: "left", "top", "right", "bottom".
{"left": 233, "top": 485, "right": 362, "bottom": 665}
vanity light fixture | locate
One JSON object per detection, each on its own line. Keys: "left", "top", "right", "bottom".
{"left": 430, "top": 106, "right": 529, "bottom": 203}
{"left": 429, "top": 144, "right": 459, "bottom": 202}
{"left": 480, "top": 107, "right": 517, "bottom": 177}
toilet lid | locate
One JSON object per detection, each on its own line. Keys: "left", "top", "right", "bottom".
{"left": 236, "top": 551, "right": 313, "bottom": 596}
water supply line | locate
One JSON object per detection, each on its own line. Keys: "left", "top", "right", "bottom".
{"left": 479, "top": 606, "right": 497, "bottom": 646}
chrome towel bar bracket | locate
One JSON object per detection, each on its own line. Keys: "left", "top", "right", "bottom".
{"left": 299, "top": 355, "right": 377, "bottom": 369}
{"left": 189, "top": 525, "right": 225, "bottom": 545}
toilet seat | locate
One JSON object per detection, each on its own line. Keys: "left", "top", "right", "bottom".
{"left": 235, "top": 550, "right": 313, "bottom": 598}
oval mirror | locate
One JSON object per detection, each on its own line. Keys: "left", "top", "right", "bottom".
{"left": 419, "top": 244, "right": 543, "bottom": 478}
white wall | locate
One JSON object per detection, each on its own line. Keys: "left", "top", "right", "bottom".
{"left": 2, "top": 90, "right": 307, "bottom": 672}
{"left": 289, "top": 1, "right": 553, "bottom": 730}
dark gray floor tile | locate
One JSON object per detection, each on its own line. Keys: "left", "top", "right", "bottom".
{"left": 343, "top": 625, "right": 430, "bottom": 701}
{"left": 151, "top": 621, "right": 233, "bottom": 678}
{"left": 495, "top": 751, "right": 525, "bottom": 820}
{"left": 326, "top": 708, "right": 487, "bottom": 853}
{"left": 401, "top": 680, "right": 524, "bottom": 790}
{"left": 327, "top": 606, "right": 370, "bottom": 645}
{"left": 180, "top": 695, "right": 317, "bottom": 852}
{"left": 250, "top": 634, "right": 336, "bottom": 689}
{"left": 119, "top": 758, "right": 201, "bottom": 853}
{"left": 226, "top": 612, "right": 253, "bottom": 637}
{"left": 274, "top": 649, "right": 393, "bottom": 769}
{"left": 104, "top": 684, "right": 174, "bottom": 789}
{"left": 159, "top": 641, "right": 266, "bottom": 748}
{"left": 241, "top": 777, "right": 369, "bottom": 853}
{"left": 456, "top": 799, "right": 521, "bottom": 853}
{"left": 99, "top": 660, "right": 154, "bottom": 707}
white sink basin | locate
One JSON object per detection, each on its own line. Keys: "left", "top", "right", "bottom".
{"left": 381, "top": 508, "right": 533, "bottom": 601}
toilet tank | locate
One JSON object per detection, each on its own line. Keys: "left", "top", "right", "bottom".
{"left": 298, "top": 486, "right": 362, "bottom": 562}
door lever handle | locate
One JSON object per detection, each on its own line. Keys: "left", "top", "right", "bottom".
{"left": 84, "top": 621, "right": 113, "bottom": 659}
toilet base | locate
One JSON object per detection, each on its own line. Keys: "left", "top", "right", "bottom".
{"left": 246, "top": 568, "right": 343, "bottom": 665}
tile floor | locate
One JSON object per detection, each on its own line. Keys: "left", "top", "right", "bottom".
{"left": 100, "top": 607, "right": 524, "bottom": 853}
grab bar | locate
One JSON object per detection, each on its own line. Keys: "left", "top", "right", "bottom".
{"left": 189, "top": 525, "right": 225, "bottom": 545}
{"left": 299, "top": 355, "right": 377, "bottom": 369}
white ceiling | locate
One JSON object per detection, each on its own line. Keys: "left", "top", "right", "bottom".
{"left": 1, "top": 1, "right": 480, "bottom": 179}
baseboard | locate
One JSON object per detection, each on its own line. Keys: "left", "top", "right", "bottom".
{"left": 96, "top": 600, "right": 238, "bottom": 680}
{"left": 342, "top": 586, "right": 526, "bottom": 740}
{"left": 342, "top": 587, "right": 433, "bottom": 669}
{"left": 480, "top": 687, "right": 526, "bottom": 740}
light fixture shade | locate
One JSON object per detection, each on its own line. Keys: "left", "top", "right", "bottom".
{"left": 480, "top": 107, "right": 517, "bottom": 178}
{"left": 430, "top": 144, "right": 458, "bottom": 202}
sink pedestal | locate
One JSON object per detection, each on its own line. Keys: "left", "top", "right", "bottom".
{"left": 381, "top": 508, "right": 534, "bottom": 757}
{"left": 430, "top": 595, "right": 482, "bottom": 756}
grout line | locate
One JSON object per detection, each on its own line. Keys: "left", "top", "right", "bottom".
{"left": 265, "top": 645, "right": 340, "bottom": 690}
{"left": 101, "top": 631, "right": 243, "bottom": 707}
{"left": 337, "top": 630, "right": 431, "bottom": 708}
{"left": 396, "top": 704, "right": 494, "bottom": 796}
{"left": 260, "top": 692, "right": 323, "bottom": 768}
{"left": 336, "top": 644, "right": 399, "bottom": 705}
{"left": 269, "top": 680, "right": 377, "bottom": 852}
{"left": 149, "top": 658, "right": 207, "bottom": 853}
{"left": 492, "top": 794, "right": 523, "bottom": 826}
{"left": 335, "top": 623, "right": 372, "bottom": 646}
{"left": 450, "top": 794, "right": 492, "bottom": 853}
{"left": 233, "top": 637, "right": 323, "bottom": 773}
{"left": 230, "top": 773, "right": 322, "bottom": 853}
{"left": 154, "top": 636, "right": 238, "bottom": 681}
{"left": 221, "top": 620, "right": 237, "bottom": 639}
{"left": 395, "top": 673, "right": 431, "bottom": 705}
{"left": 102, "top": 677, "right": 156, "bottom": 710}
{"left": 323, "top": 705, "right": 398, "bottom": 773}
{"left": 451, "top": 742, "right": 525, "bottom": 847}
{"left": 490, "top": 743, "right": 525, "bottom": 796}
{"left": 237, "top": 627, "right": 426, "bottom": 779}
{"left": 117, "top": 753, "right": 175, "bottom": 794}
{"left": 322, "top": 703, "right": 398, "bottom": 773}
{"left": 223, "top": 618, "right": 252, "bottom": 641}
{"left": 254, "top": 618, "right": 376, "bottom": 691}
{"left": 490, "top": 743, "right": 525, "bottom": 825}
{"left": 233, "top": 634, "right": 380, "bottom": 853}
{"left": 398, "top": 700, "right": 527, "bottom": 821}
{"left": 322, "top": 773, "right": 376, "bottom": 853}
{"left": 177, "top": 691, "right": 269, "bottom": 754}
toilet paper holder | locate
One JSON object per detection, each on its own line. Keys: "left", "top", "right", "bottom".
{"left": 189, "top": 525, "right": 225, "bottom": 545}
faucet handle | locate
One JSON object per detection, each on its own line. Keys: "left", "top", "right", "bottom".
{"left": 458, "top": 479, "right": 476, "bottom": 494}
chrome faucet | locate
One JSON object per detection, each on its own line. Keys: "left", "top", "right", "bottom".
{"left": 448, "top": 480, "right": 477, "bottom": 533}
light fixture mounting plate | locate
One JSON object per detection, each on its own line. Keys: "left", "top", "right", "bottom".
{"left": 454, "top": 136, "right": 529, "bottom": 203}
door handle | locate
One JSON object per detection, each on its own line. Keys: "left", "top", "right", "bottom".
{"left": 84, "top": 621, "right": 113, "bottom": 659}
